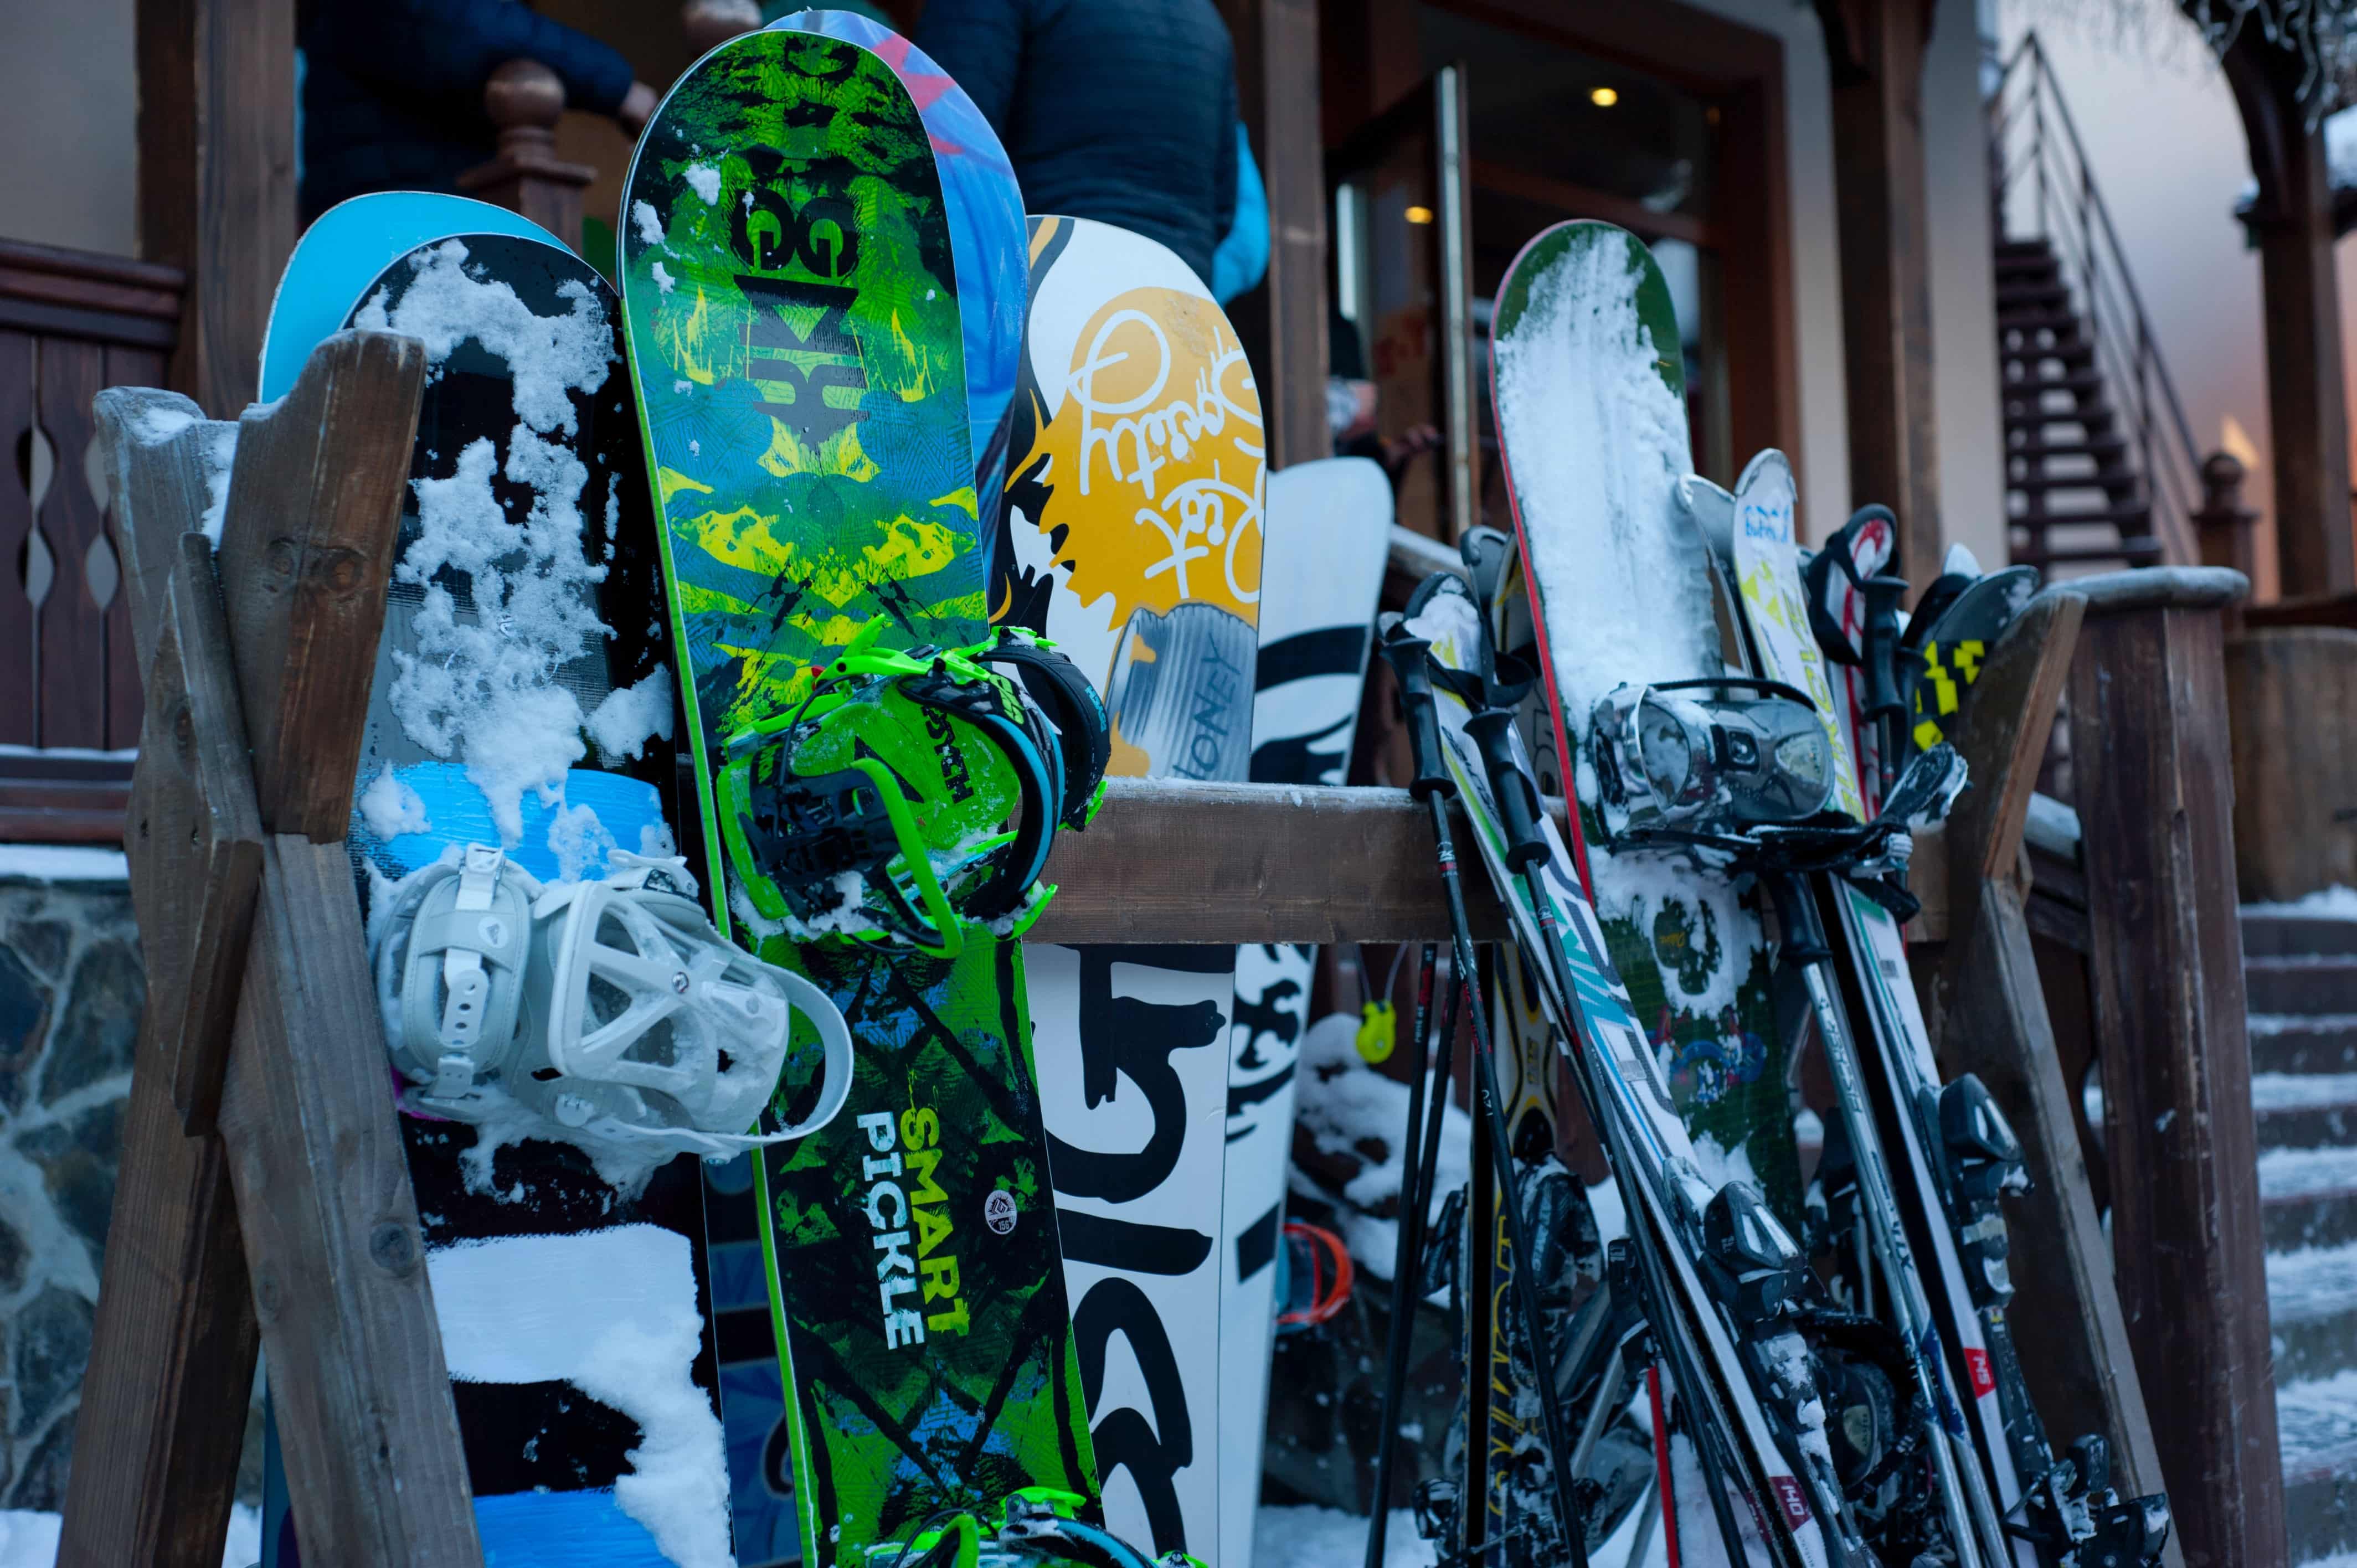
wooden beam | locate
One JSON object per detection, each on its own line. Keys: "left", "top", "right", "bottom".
{"left": 64, "top": 331, "right": 480, "bottom": 1568}
{"left": 2221, "top": 35, "right": 2354, "bottom": 597}
{"left": 136, "top": 0, "right": 297, "bottom": 417}
{"left": 1029, "top": 778, "right": 1511, "bottom": 944}
{"left": 1222, "top": 0, "right": 1331, "bottom": 468}
{"left": 1924, "top": 587, "right": 2180, "bottom": 1551}
{"left": 128, "top": 534, "right": 265, "bottom": 1134}
{"left": 214, "top": 331, "right": 425, "bottom": 840}
{"left": 2066, "top": 565, "right": 2282, "bottom": 1568}
{"left": 1815, "top": 0, "right": 1944, "bottom": 595}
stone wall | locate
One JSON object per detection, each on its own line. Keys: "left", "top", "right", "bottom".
{"left": 0, "top": 863, "right": 140, "bottom": 1512}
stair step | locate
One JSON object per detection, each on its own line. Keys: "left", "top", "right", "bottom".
{"left": 2008, "top": 400, "right": 2119, "bottom": 432}
{"left": 2255, "top": 1075, "right": 2357, "bottom": 1148}
{"left": 2010, "top": 504, "right": 2154, "bottom": 531}
{"left": 2268, "top": 1241, "right": 2357, "bottom": 1380}
{"left": 2008, "top": 435, "right": 2130, "bottom": 465}
{"left": 2011, "top": 537, "right": 2165, "bottom": 568}
{"left": 2250, "top": 957, "right": 2357, "bottom": 1015}
{"left": 2249, "top": 1016, "right": 2357, "bottom": 1075}
{"left": 2266, "top": 1185, "right": 2357, "bottom": 1251}
{"left": 2001, "top": 341, "right": 2098, "bottom": 372}
{"left": 1998, "top": 310, "right": 2088, "bottom": 337}
{"left": 2247, "top": 907, "right": 2357, "bottom": 958}
{"left": 1998, "top": 281, "right": 2073, "bottom": 310}
{"left": 2279, "top": 1370, "right": 2357, "bottom": 1559}
{"left": 2005, "top": 368, "right": 2109, "bottom": 398}
{"left": 2009, "top": 468, "right": 2141, "bottom": 496}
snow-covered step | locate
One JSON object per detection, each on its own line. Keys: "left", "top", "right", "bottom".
{"left": 2279, "top": 1370, "right": 2357, "bottom": 1561}
{"left": 2245, "top": 912, "right": 2357, "bottom": 960}
{"left": 2251, "top": 1014, "right": 2357, "bottom": 1077}
{"left": 2247, "top": 957, "right": 2357, "bottom": 1017}
{"left": 2264, "top": 1147, "right": 2357, "bottom": 1251}
{"left": 2269, "top": 1241, "right": 2357, "bottom": 1381}
{"left": 2256, "top": 1074, "right": 2357, "bottom": 1150}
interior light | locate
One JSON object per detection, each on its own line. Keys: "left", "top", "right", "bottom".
{"left": 1592, "top": 86, "right": 1619, "bottom": 107}
{"left": 1406, "top": 205, "right": 1435, "bottom": 225}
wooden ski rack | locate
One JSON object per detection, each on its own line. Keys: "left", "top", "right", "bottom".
{"left": 57, "top": 331, "right": 2257, "bottom": 1567}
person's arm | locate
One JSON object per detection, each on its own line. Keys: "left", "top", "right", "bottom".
{"left": 1210, "top": 123, "right": 1268, "bottom": 305}
{"left": 1213, "top": 73, "right": 1239, "bottom": 240}
{"left": 311, "top": 0, "right": 637, "bottom": 117}
{"left": 913, "top": 0, "right": 1028, "bottom": 132}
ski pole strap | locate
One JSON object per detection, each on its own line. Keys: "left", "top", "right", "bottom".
{"left": 1463, "top": 706, "right": 1547, "bottom": 870}
{"left": 1377, "top": 615, "right": 1455, "bottom": 800}
{"left": 1861, "top": 573, "right": 1910, "bottom": 724}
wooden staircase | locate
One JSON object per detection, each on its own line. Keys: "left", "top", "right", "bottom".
{"left": 1996, "top": 236, "right": 2165, "bottom": 570}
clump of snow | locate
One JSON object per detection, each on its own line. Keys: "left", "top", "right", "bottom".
{"left": 1292, "top": 1011, "right": 1471, "bottom": 1281}
{"left": 548, "top": 800, "right": 620, "bottom": 885}
{"left": 0, "top": 844, "right": 128, "bottom": 883}
{"left": 632, "top": 199, "right": 665, "bottom": 247}
{"left": 640, "top": 821, "right": 681, "bottom": 863}
{"left": 2248, "top": 885, "right": 2357, "bottom": 921}
{"left": 358, "top": 764, "right": 432, "bottom": 840}
{"left": 353, "top": 241, "right": 613, "bottom": 436}
{"left": 682, "top": 163, "right": 721, "bottom": 204}
{"left": 198, "top": 423, "right": 239, "bottom": 543}
{"left": 430, "top": 1227, "right": 731, "bottom": 1567}
{"left": 588, "top": 670, "right": 676, "bottom": 762}
{"left": 132, "top": 405, "right": 196, "bottom": 444}
{"left": 651, "top": 261, "right": 677, "bottom": 295}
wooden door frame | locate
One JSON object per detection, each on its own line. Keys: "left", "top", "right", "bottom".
{"left": 1402, "top": 0, "right": 1805, "bottom": 481}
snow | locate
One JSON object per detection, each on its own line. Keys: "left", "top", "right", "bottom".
{"left": 0, "top": 744, "right": 136, "bottom": 762}
{"left": 198, "top": 422, "right": 238, "bottom": 543}
{"left": 2023, "top": 791, "right": 2081, "bottom": 861}
{"left": 0, "top": 1505, "right": 258, "bottom": 1567}
{"left": 358, "top": 764, "right": 433, "bottom": 840}
{"left": 587, "top": 670, "right": 676, "bottom": 763}
{"left": 682, "top": 163, "right": 721, "bottom": 204}
{"left": 2251, "top": 1012, "right": 2357, "bottom": 1038}
{"left": 651, "top": 261, "right": 676, "bottom": 295}
{"left": 632, "top": 199, "right": 664, "bottom": 248}
{"left": 132, "top": 405, "right": 195, "bottom": 444}
{"left": 2248, "top": 885, "right": 2357, "bottom": 920}
{"left": 1291, "top": 1012, "right": 1471, "bottom": 1282}
{"left": 2276, "top": 1368, "right": 2357, "bottom": 1472}
{"left": 2265, "top": 1239, "right": 2357, "bottom": 1324}
{"left": 0, "top": 844, "right": 128, "bottom": 882}
{"left": 2253, "top": 1071, "right": 2357, "bottom": 1110}
{"left": 2262, "top": 1144, "right": 2357, "bottom": 1199}
{"left": 430, "top": 1226, "right": 730, "bottom": 1568}
{"left": 354, "top": 241, "right": 613, "bottom": 437}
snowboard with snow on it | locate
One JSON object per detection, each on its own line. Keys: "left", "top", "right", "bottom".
{"left": 1222, "top": 453, "right": 1390, "bottom": 1568}
{"left": 619, "top": 32, "right": 1099, "bottom": 1566}
{"left": 261, "top": 203, "right": 766, "bottom": 1568}
{"left": 992, "top": 212, "right": 1266, "bottom": 1563}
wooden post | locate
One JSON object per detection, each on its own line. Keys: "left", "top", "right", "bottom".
{"left": 2221, "top": 34, "right": 2354, "bottom": 597}
{"left": 1814, "top": 0, "right": 1945, "bottom": 595}
{"left": 64, "top": 333, "right": 485, "bottom": 1568}
{"left": 2194, "top": 450, "right": 2260, "bottom": 612}
{"left": 459, "top": 61, "right": 597, "bottom": 253}
{"left": 136, "top": 0, "right": 297, "bottom": 416}
{"left": 1221, "top": 0, "right": 1331, "bottom": 469}
{"left": 1926, "top": 589, "right": 2179, "bottom": 1557}
{"left": 2067, "top": 565, "right": 2282, "bottom": 1568}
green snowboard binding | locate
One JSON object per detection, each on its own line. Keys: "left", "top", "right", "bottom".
{"left": 718, "top": 623, "right": 1109, "bottom": 957}
{"left": 882, "top": 1488, "right": 1207, "bottom": 1568}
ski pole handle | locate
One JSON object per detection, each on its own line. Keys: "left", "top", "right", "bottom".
{"left": 1378, "top": 615, "right": 1454, "bottom": 801}
{"left": 1861, "top": 573, "right": 1908, "bottom": 725}
{"left": 1463, "top": 706, "right": 1547, "bottom": 870}
{"left": 1765, "top": 870, "right": 1833, "bottom": 967}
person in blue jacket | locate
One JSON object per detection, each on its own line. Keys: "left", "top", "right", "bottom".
{"left": 916, "top": 0, "right": 1241, "bottom": 288}
{"left": 300, "top": 0, "right": 658, "bottom": 225}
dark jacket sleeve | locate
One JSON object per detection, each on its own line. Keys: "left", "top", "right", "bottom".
{"left": 1213, "top": 79, "right": 1238, "bottom": 239}
{"left": 308, "top": 0, "right": 635, "bottom": 116}
{"left": 912, "top": 0, "right": 1039, "bottom": 133}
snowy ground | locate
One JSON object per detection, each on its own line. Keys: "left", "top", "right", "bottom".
{"left": 0, "top": 1505, "right": 258, "bottom": 1567}
{"left": 1256, "top": 1492, "right": 1668, "bottom": 1568}
{"left": 2247, "top": 886, "right": 2357, "bottom": 920}
{"left": 0, "top": 844, "right": 128, "bottom": 883}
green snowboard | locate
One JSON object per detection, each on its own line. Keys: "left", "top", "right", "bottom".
{"left": 617, "top": 29, "right": 1095, "bottom": 1566}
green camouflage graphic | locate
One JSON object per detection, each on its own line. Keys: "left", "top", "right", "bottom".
{"left": 617, "top": 30, "right": 1093, "bottom": 1565}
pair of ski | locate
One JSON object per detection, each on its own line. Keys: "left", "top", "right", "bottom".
{"left": 1367, "top": 220, "right": 2169, "bottom": 1568}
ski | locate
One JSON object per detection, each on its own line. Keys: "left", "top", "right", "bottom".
{"left": 619, "top": 30, "right": 1102, "bottom": 1566}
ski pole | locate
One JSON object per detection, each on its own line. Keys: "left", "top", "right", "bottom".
{"left": 1364, "top": 937, "right": 1438, "bottom": 1568}
{"left": 1860, "top": 573, "right": 1908, "bottom": 801}
{"left": 1382, "top": 620, "right": 1592, "bottom": 1568}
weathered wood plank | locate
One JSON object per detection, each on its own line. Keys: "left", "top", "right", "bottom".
{"left": 216, "top": 835, "right": 480, "bottom": 1563}
{"left": 214, "top": 329, "right": 424, "bottom": 840}
{"left": 2068, "top": 566, "right": 2282, "bottom": 1568}
{"left": 125, "top": 533, "right": 263, "bottom": 1134}
{"left": 1028, "top": 777, "right": 1510, "bottom": 945}
{"left": 91, "top": 384, "right": 235, "bottom": 668}
{"left": 1944, "top": 589, "right": 2086, "bottom": 916}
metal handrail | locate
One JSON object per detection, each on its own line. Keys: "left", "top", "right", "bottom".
{"left": 1989, "top": 32, "right": 2204, "bottom": 565}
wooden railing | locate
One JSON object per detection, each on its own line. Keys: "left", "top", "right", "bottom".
{"left": 0, "top": 239, "right": 187, "bottom": 841}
